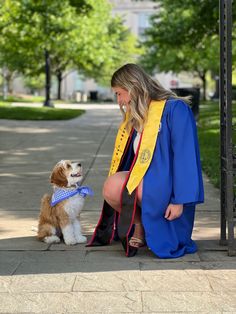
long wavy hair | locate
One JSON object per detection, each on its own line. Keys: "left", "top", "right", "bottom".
{"left": 111, "top": 63, "right": 191, "bottom": 132}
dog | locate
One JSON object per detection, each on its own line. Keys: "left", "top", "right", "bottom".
{"left": 37, "top": 160, "right": 93, "bottom": 245}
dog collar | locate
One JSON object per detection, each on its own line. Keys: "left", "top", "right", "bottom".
{"left": 51, "top": 185, "right": 94, "bottom": 206}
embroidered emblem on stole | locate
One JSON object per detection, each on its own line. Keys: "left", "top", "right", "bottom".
{"left": 139, "top": 149, "right": 151, "bottom": 163}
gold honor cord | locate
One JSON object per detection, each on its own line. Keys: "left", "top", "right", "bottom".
{"left": 109, "top": 113, "right": 130, "bottom": 176}
{"left": 109, "top": 100, "right": 166, "bottom": 194}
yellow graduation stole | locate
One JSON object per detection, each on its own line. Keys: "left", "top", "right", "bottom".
{"left": 109, "top": 100, "right": 166, "bottom": 194}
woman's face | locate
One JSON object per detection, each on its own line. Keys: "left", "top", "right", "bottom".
{"left": 112, "top": 87, "right": 131, "bottom": 111}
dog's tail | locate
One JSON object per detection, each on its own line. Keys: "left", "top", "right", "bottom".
{"left": 37, "top": 223, "right": 55, "bottom": 241}
{"left": 37, "top": 194, "right": 54, "bottom": 241}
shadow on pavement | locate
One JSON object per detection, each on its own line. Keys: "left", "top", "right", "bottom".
{"left": 0, "top": 237, "right": 235, "bottom": 276}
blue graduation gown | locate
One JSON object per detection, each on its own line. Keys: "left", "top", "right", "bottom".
{"left": 88, "top": 98, "right": 204, "bottom": 258}
{"left": 141, "top": 99, "right": 204, "bottom": 258}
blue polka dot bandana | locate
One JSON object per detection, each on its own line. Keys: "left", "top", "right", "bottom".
{"left": 51, "top": 185, "right": 94, "bottom": 206}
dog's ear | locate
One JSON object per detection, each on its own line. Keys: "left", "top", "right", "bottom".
{"left": 50, "top": 164, "right": 68, "bottom": 187}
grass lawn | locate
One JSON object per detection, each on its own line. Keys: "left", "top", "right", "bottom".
{"left": 0, "top": 103, "right": 85, "bottom": 120}
{"left": 0, "top": 95, "right": 79, "bottom": 104}
{"left": 0, "top": 95, "right": 45, "bottom": 103}
{"left": 198, "top": 100, "right": 236, "bottom": 189}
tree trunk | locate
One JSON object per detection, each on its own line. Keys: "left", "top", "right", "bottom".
{"left": 5, "top": 70, "right": 14, "bottom": 95}
{"left": 201, "top": 72, "right": 206, "bottom": 101}
{"left": 197, "top": 70, "right": 207, "bottom": 101}
{"left": 57, "top": 71, "right": 62, "bottom": 100}
{"left": 44, "top": 49, "right": 53, "bottom": 107}
{"left": 2, "top": 67, "right": 8, "bottom": 100}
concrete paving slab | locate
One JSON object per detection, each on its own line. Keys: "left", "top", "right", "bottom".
{"left": 73, "top": 270, "right": 212, "bottom": 292}
{"left": 198, "top": 251, "right": 236, "bottom": 262}
{"left": 140, "top": 261, "right": 203, "bottom": 271}
{"left": 13, "top": 259, "right": 86, "bottom": 276}
{"left": 73, "top": 270, "right": 143, "bottom": 292}
{"left": 140, "top": 260, "right": 236, "bottom": 273}
{"left": 195, "top": 239, "right": 227, "bottom": 251}
{"left": 45, "top": 260, "right": 141, "bottom": 273}
{"left": 10, "top": 249, "right": 82, "bottom": 260}
{"left": 193, "top": 211, "right": 220, "bottom": 241}
{"left": 49, "top": 239, "right": 123, "bottom": 252}
{"left": 198, "top": 174, "right": 220, "bottom": 212}
{"left": 206, "top": 271, "right": 236, "bottom": 291}
{"left": 142, "top": 291, "right": 236, "bottom": 312}
{"left": 0, "top": 261, "right": 20, "bottom": 276}
{"left": 0, "top": 211, "right": 38, "bottom": 242}
{"left": 199, "top": 261, "right": 236, "bottom": 270}
{"left": 84, "top": 250, "right": 144, "bottom": 264}
{"left": 84, "top": 249, "right": 201, "bottom": 263}
{"left": 0, "top": 291, "right": 142, "bottom": 313}
{"left": 0, "top": 273, "right": 76, "bottom": 293}
{"left": 0, "top": 236, "right": 49, "bottom": 251}
{"left": 139, "top": 313, "right": 220, "bottom": 314}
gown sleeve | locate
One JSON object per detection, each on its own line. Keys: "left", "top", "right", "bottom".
{"left": 169, "top": 100, "right": 204, "bottom": 205}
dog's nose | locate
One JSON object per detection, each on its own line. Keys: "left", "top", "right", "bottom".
{"left": 77, "top": 163, "right": 81, "bottom": 167}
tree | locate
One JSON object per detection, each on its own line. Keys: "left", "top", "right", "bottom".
{"left": 140, "top": 0, "right": 236, "bottom": 100}
{"left": 49, "top": 0, "right": 139, "bottom": 98}
{"left": 23, "top": 74, "right": 45, "bottom": 95}
{"left": 71, "top": 5, "right": 140, "bottom": 86}
{"left": 0, "top": 0, "right": 91, "bottom": 104}
{"left": 0, "top": 0, "right": 139, "bottom": 102}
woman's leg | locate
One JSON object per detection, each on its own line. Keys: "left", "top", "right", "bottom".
{"left": 103, "top": 172, "right": 144, "bottom": 246}
{"left": 102, "top": 171, "right": 128, "bottom": 212}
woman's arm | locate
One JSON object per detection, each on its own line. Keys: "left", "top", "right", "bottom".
{"left": 164, "top": 100, "right": 204, "bottom": 220}
{"left": 164, "top": 203, "right": 183, "bottom": 220}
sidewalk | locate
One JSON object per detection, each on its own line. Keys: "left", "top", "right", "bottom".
{"left": 0, "top": 104, "right": 235, "bottom": 313}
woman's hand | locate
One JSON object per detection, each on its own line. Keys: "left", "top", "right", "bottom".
{"left": 164, "top": 204, "right": 183, "bottom": 221}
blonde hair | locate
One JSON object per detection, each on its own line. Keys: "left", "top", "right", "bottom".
{"left": 111, "top": 63, "right": 191, "bottom": 132}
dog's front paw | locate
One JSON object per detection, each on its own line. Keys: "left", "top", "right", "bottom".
{"left": 64, "top": 238, "right": 77, "bottom": 245}
{"left": 44, "top": 235, "right": 61, "bottom": 244}
{"left": 76, "top": 235, "right": 87, "bottom": 244}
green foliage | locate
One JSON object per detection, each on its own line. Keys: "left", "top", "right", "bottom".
{"left": 68, "top": 0, "right": 140, "bottom": 85}
{"left": 198, "top": 101, "right": 236, "bottom": 188}
{"left": 149, "top": 0, "right": 220, "bottom": 46}
{"left": 0, "top": 103, "right": 85, "bottom": 120}
{"left": 23, "top": 74, "right": 45, "bottom": 92}
{"left": 140, "top": 0, "right": 236, "bottom": 80}
{"left": 0, "top": 95, "right": 43, "bottom": 102}
{"left": 0, "top": 0, "right": 139, "bottom": 87}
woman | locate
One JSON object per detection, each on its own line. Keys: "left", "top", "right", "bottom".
{"left": 88, "top": 63, "right": 204, "bottom": 258}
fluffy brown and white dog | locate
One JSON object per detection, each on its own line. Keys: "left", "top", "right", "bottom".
{"left": 37, "top": 160, "right": 90, "bottom": 245}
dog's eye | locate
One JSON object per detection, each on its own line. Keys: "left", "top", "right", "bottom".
{"left": 66, "top": 164, "right": 72, "bottom": 169}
